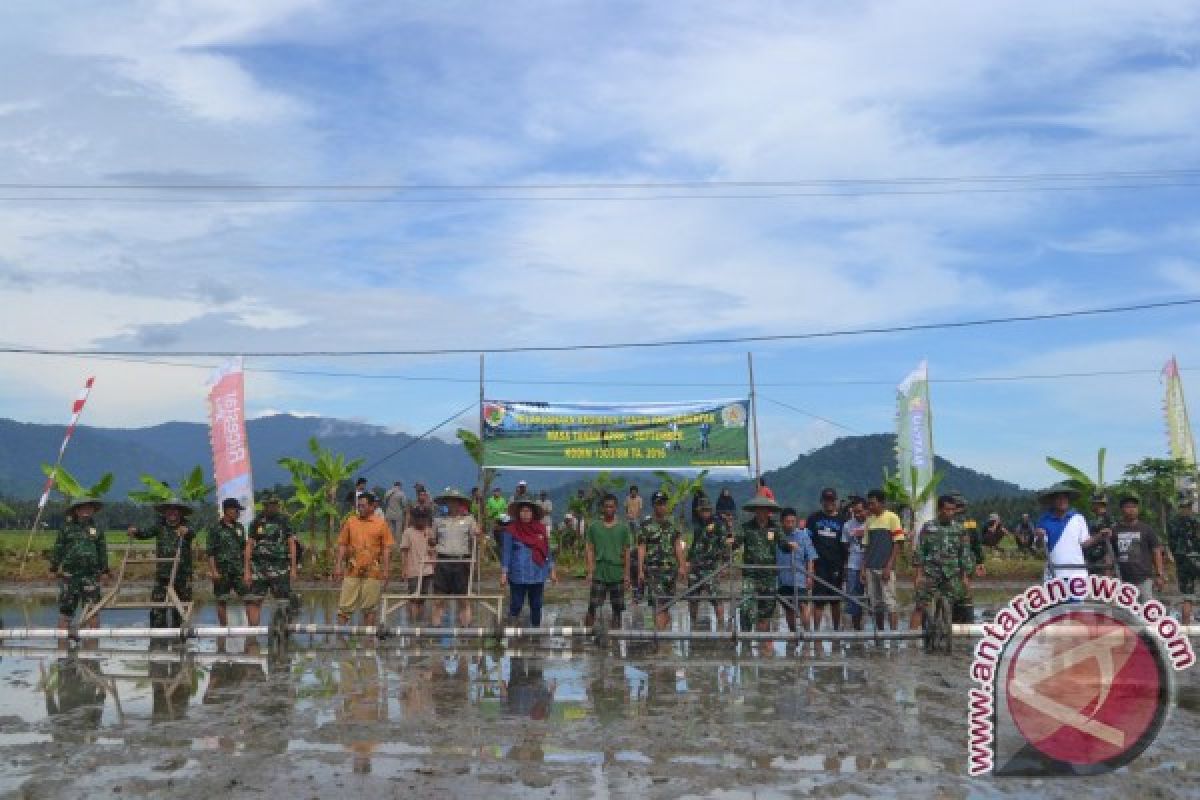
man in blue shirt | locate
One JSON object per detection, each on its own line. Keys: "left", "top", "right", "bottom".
{"left": 779, "top": 507, "right": 818, "bottom": 633}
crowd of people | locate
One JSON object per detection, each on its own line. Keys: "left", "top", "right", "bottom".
{"left": 45, "top": 475, "right": 1200, "bottom": 635}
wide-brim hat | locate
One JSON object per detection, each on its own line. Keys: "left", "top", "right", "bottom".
{"left": 154, "top": 497, "right": 194, "bottom": 515}
{"left": 508, "top": 498, "right": 544, "bottom": 520}
{"left": 66, "top": 495, "right": 104, "bottom": 513}
{"left": 435, "top": 487, "right": 470, "bottom": 505}
{"left": 1037, "top": 482, "right": 1081, "bottom": 503}
{"left": 742, "top": 495, "right": 781, "bottom": 512}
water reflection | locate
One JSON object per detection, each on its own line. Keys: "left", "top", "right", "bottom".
{"left": 42, "top": 657, "right": 106, "bottom": 742}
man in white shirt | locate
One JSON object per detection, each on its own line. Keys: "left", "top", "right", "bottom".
{"left": 1035, "top": 483, "right": 1095, "bottom": 584}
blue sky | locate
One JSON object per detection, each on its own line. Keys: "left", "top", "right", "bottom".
{"left": 2, "top": 1, "right": 1200, "bottom": 488}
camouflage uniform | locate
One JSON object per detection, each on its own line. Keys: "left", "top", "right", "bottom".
{"left": 49, "top": 519, "right": 109, "bottom": 617}
{"left": 207, "top": 519, "right": 247, "bottom": 599}
{"left": 1085, "top": 512, "right": 1117, "bottom": 576}
{"left": 736, "top": 517, "right": 781, "bottom": 629}
{"left": 1167, "top": 512, "right": 1200, "bottom": 601}
{"left": 639, "top": 515, "right": 682, "bottom": 608}
{"left": 961, "top": 516, "right": 984, "bottom": 567}
{"left": 247, "top": 511, "right": 297, "bottom": 607}
{"left": 131, "top": 519, "right": 195, "bottom": 627}
{"left": 913, "top": 520, "right": 975, "bottom": 607}
{"left": 688, "top": 518, "right": 731, "bottom": 602}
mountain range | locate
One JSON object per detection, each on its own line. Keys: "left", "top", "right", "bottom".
{"left": 0, "top": 415, "right": 1026, "bottom": 503}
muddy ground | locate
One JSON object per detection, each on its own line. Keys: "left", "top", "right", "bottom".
{"left": 0, "top": 591, "right": 1197, "bottom": 799}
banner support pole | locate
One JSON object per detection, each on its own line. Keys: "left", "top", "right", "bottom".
{"left": 748, "top": 352, "right": 761, "bottom": 482}
{"left": 476, "top": 353, "right": 486, "bottom": 589}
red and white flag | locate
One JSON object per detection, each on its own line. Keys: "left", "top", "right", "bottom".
{"left": 38, "top": 376, "right": 95, "bottom": 509}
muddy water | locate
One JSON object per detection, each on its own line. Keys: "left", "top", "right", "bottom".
{"left": 1, "top": 593, "right": 1198, "bottom": 799}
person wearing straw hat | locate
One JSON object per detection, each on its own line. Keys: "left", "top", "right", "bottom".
{"left": 431, "top": 487, "right": 482, "bottom": 627}
{"left": 129, "top": 496, "right": 196, "bottom": 628}
{"left": 500, "top": 497, "right": 558, "bottom": 627}
{"left": 207, "top": 496, "right": 248, "bottom": 626}
{"left": 1035, "top": 482, "right": 1093, "bottom": 584}
{"left": 49, "top": 496, "right": 111, "bottom": 631}
{"left": 735, "top": 494, "right": 783, "bottom": 632}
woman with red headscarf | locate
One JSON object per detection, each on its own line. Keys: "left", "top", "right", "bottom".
{"left": 500, "top": 497, "right": 558, "bottom": 626}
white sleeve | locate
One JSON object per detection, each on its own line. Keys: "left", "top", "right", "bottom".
{"left": 1068, "top": 514, "right": 1090, "bottom": 545}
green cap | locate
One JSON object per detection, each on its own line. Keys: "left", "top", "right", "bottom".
{"left": 66, "top": 495, "right": 104, "bottom": 514}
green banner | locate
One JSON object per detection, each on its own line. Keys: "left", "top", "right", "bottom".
{"left": 481, "top": 399, "right": 751, "bottom": 471}
{"left": 896, "top": 360, "right": 936, "bottom": 532}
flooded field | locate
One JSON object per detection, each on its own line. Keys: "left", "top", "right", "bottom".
{"left": 1, "top": 591, "right": 1197, "bottom": 799}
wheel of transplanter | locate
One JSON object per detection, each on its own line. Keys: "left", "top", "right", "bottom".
{"left": 268, "top": 604, "right": 289, "bottom": 655}
{"left": 932, "top": 596, "right": 953, "bottom": 654}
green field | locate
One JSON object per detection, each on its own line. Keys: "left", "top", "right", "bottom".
{"left": 486, "top": 423, "right": 749, "bottom": 469}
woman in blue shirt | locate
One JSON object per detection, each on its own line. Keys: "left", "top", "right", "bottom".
{"left": 501, "top": 498, "right": 558, "bottom": 626}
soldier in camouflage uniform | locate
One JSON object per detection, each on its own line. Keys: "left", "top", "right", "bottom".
{"left": 1168, "top": 491, "right": 1200, "bottom": 624}
{"left": 129, "top": 498, "right": 195, "bottom": 628}
{"left": 243, "top": 493, "right": 299, "bottom": 626}
{"left": 687, "top": 497, "right": 732, "bottom": 630}
{"left": 910, "top": 495, "right": 975, "bottom": 630}
{"left": 1084, "top": 494, "right": 1117, "bottom": 577}
{"left": 735, "top": 495, "right": 783, "bottom": 632}
{"left": 637, "top": 491, "right": 687, "bottom": 630}
{"left": 48, "top": 496, "right": 111, "bottom": 630}
{"left": 207, "top": 496, "right": 248, "bottom": 626}
{"left": 951, "top": 491, "right": 986, "bottom": 578}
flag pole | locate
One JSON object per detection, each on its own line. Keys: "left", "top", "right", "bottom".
{"left": 748, "top": 352, "right": 761, "bottom": 482}
{"left": 21, "top": 377, "right": 96, "bottom": 576}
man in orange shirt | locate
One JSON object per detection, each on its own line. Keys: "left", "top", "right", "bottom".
{"left": 334, "top": 492, "right": 394, "bottom": 626}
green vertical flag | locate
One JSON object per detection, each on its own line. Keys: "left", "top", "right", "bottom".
{"left": 896, "top": 360, "right": 936, "bottom": 534}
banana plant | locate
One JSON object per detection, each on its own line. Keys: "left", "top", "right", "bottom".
{"left": 653, "top": 469, "right": 709, "bottom": 520}
{"left": 127, "top": 466, "right": 212, "bottom": 504}
{"left": 278, "top": 437, "right": 363, "bottom": 555}
{"left": 457, "top": 428, "right": 498, "bottom": 526}
{"left": 882, "top": 465, "right": 944, "bottom": 532}
{"left": 40, "top": 464, "right": 114, "bottom": 501}
{"left": 1045, "top": 447, "right": 1106, "bottom": 499}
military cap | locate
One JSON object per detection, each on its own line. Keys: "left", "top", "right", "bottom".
{"left": 66, "top": 495, "right": 104, "bottom": 514}
{"left": 742, "top": 495, "right": 781, "bottom": 512}
{"left": 153, "top": 496, "right": 194, "bottom": 515}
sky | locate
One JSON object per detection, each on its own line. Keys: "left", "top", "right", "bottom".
{"left": 2, "top": 1, "right": 1200, "bottom": 489}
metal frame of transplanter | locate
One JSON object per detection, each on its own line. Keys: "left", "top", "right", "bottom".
{"left": 653, "top": 549, "right": 876, "bottom": 634}
{"left": 79, "top": 538, "right": 194, "bottom": 628}
{"left": 378, "top": 528, "right": 503, "bottom": 625}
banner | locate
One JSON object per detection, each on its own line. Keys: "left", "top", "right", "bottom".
{"left": 481, "top": 399, "right": 750, "bottom": 471}
{"left": 1163, "top": 356, "right": 1197, "bottom": 498}
{"left": 896, "top": 360, "right": 936, "bottom": 534}
{"left": 208, "top": 357, "right": 254, "bottom": 525}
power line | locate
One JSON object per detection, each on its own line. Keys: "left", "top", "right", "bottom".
{"left": 20, "top": 352, "right": 1186, "bottom": 388}
{"left": 3, "top": 181, "right": 1199, "bottom": 203}
{"left": 1, "top": 298, "right": 1195, "bottom": 357}
{"left": 4, "top": 168, "right": 1200, "bottom": 190}
{"left": 759, "top": 395, "right": 862, "bottom": 434}
{"left": 357, "top": 403, "right": 477, "bottom": 476}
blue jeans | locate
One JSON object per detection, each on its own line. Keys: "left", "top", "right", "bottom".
{"left": 845, "top": 568, "right": 863, "bottom": 618}
{"left": 509, "top": 582, "right": 545, "bottom": 627}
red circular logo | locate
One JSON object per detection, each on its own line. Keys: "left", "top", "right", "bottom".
{"left": 1005, "top": 609, "right": 1166, "bottom": 766}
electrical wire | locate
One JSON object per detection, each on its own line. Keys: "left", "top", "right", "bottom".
{"left": 1, "top": 298, "right": 1195, "bottom": 357}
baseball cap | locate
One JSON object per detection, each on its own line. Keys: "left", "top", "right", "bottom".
{"left": 222, "top": 497, "right": 245, "bottom": 511}
{"left": 820, "top": 488, "right": 837, "bottom": 501}
{"left": 652, "top": 491, "right": 668, "bottom": 505}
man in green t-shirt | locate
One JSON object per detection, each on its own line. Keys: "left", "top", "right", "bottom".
{"left": 585, "top": 493, "right": 633, "bottom": 628}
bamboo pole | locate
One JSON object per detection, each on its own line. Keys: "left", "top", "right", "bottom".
{"left": 748, "top": 352, "right": 761, "bottom": 483}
